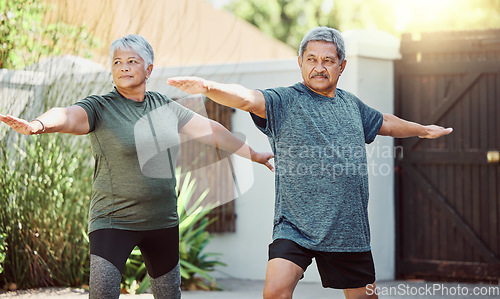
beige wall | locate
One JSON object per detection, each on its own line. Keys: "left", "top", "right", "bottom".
{"left": 44, "top": 0, "right": 297, "bottom": 67}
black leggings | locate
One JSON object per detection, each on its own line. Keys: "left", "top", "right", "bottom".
{"left": 89, "top": 226, "right": 179, "bottom": 278}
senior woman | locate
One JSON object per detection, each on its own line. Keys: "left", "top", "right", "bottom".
{"left": 0, "top": 34, "right": 274, "bottom": 298}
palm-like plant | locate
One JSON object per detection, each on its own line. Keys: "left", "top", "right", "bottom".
{"left": 120, "top": 170, "right": 226, "bottom": 293}
{"left": 177, "top": 172, "right": 226, "bottom": 291}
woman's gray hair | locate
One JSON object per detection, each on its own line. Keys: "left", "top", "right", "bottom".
{"left": 109, "top": 34, "right": 154, "bottom": 69}
{"left": 298, "top": 27, "right": 345, "bottom": 63}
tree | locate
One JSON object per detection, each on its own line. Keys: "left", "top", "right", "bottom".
{"left": 223, "top": 0, "right": 500, "bottom": 50}
{"left": 224, "top": 0, "right": 340, "bottom": 51}
{"left": 0, "top": 0, "right": 97, "bottom": 69}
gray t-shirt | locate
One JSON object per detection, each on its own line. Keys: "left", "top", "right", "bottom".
{"left": 251, "top": 82, "right": 383, "bottom": 252}
{"left": 75, "top": 88, "right": 194, "bottom": 233}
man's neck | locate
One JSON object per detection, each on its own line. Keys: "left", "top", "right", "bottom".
{"left": 302, "top": 82, "right": 337, "bottom": 98}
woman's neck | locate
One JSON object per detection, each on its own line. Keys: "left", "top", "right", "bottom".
{"left": 115, "top": 86, "right": 146, "bottom": 102}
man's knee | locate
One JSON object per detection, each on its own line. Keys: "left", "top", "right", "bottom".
{"left": 263, "top": 281, "right": 294, "bottom": 299}
{"left": 263, "top": 257, "right": 303, "bottom": 299}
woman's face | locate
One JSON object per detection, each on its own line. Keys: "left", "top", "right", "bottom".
{"left": 111, "top": 48, "right": 152, "bottom": 90}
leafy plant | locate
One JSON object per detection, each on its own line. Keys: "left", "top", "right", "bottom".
{"left": 0, "top": 133, "right": 93, "bottom": 289}
{"left": 0, "top": 0, "right": 99, "bottom": 69}
{"left": 177, "top": 172, "right": 226, "bottom": 291}
{"left": 0, "top": 0, "right": 104, "bottom": 289}
{"left": 120, "top": 171, "right": 226, "bottom": 294}
{"left": 120, "top": 247, "right": 149, "bottom": 295}
{"left": 0, "top": 230, "right": 6, "bottom": 274}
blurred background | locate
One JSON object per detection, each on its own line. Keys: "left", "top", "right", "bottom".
{"left": 1, "top": 0, "right": 499, "bottom": 294}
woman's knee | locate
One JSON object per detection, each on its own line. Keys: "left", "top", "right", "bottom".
{"left": 89, "top": 254, "right": 122, "bottom": 299}
{"left": 149, "top": 261, "right": 181, "bottom": 299}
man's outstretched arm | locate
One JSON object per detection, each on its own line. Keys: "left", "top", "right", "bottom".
{"left": 378, "top": 113, "right": 453, "bottom": 139}
{"left": 167, "top": 76, "right": 267, "bottom": 119}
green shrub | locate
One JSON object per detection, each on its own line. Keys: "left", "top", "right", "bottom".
{"left": 0, "top": 133, "right": 93, "bottom": 289}
{"left": 177, "top": 172, "right": 226, "bottom": 291}
{"left": 120, "top": 247, "right": 149, "bottom": 294}
{"left": 120, "top": 171, "right": 226, "bottom": 294}
{"left": 0, "top": 35, "right": 106, "bottom": 289}
{"left": 0, "top": 230, "right": 6, "bottom": 274}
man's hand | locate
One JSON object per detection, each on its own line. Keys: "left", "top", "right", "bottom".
{"left": 251, "top": 151, "right": 275, "bottom": 172}
{"left": 167, "top": 76, "right": 210, "bottom": 95}
{"left": 418, "top": 125, "right": 453, "bottom": 139}
{"left": 379, "top": 114, "right": 454, "bottom": 139}
{"left": 0, "top": 113, "right": 40, "bottom": 135}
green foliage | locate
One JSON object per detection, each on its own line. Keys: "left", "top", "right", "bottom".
{"left": 0, "top": 230, "right": 6, "bottom": 274}
{"left": 224, "top": 0, "right": 500, "bottom": 46}
{"left": 120, "top": 171, "right": 225, "bottom": 294}
{"left": 0, "top": 18, "right": 96, "bottom": 285}
{"left": 120, "top": 247, "right": 149, "bottom": 294}
{"left": 0, "top": 0, "right": 99, "bottom": 285}
{"left": 0, "top": 0, "right": 99, "bottom": 69}
{"left": 0, "top": 133, "right": 93, "bottom": 289}
{"left": 225, "top": 0, "right": 340, "bottom": 50}
{"left": 177, "top": 172, "right": 225, "bottom": 291}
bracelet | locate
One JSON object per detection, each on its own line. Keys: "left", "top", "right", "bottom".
{"left": 33, "top": 118, "right": 46, "bottom": 134}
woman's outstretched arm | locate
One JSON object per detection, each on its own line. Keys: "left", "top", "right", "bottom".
{"left": 180, "top": 113, "right": 274, "bottom": 171}
{"left": 0, "top": 105, "right": 90, "bottom": 135}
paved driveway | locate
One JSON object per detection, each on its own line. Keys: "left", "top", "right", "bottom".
{"left": 0, "top": 279, "right": 498, "bottom": 298}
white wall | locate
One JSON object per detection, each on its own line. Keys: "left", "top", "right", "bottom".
{"left": 340, "top": 29, "right": 401, "bottom": 281}
{"left": 149, "top": 29, "right": 400, "bottom": 282}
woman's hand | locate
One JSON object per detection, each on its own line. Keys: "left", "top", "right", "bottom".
{"left": 0, "top": 113, "right": 42, "bottom": 135}
{"left": 251, "top": 151, "right": 275, "bottom": 172}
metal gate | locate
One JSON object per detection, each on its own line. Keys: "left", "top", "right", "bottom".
{"left": 395, "top": 30, "right": 500, "bottom": 282}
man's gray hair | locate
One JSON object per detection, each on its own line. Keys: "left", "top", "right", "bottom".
{"left": 109, "top": 34, "right": 154, "bottom": 70}
{"left": 298, "top": 27, "right": 345, "bottom": 63}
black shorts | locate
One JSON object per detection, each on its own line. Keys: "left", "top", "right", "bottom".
{"left": 268, "top": 239, "right": 375, "bottom": 289}
{"left": 89, "top": 226, "right": 179, "bottom": 278}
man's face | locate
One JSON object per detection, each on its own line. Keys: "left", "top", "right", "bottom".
{"left": 298, "top": 40, "right": 346, "bottom": 98}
